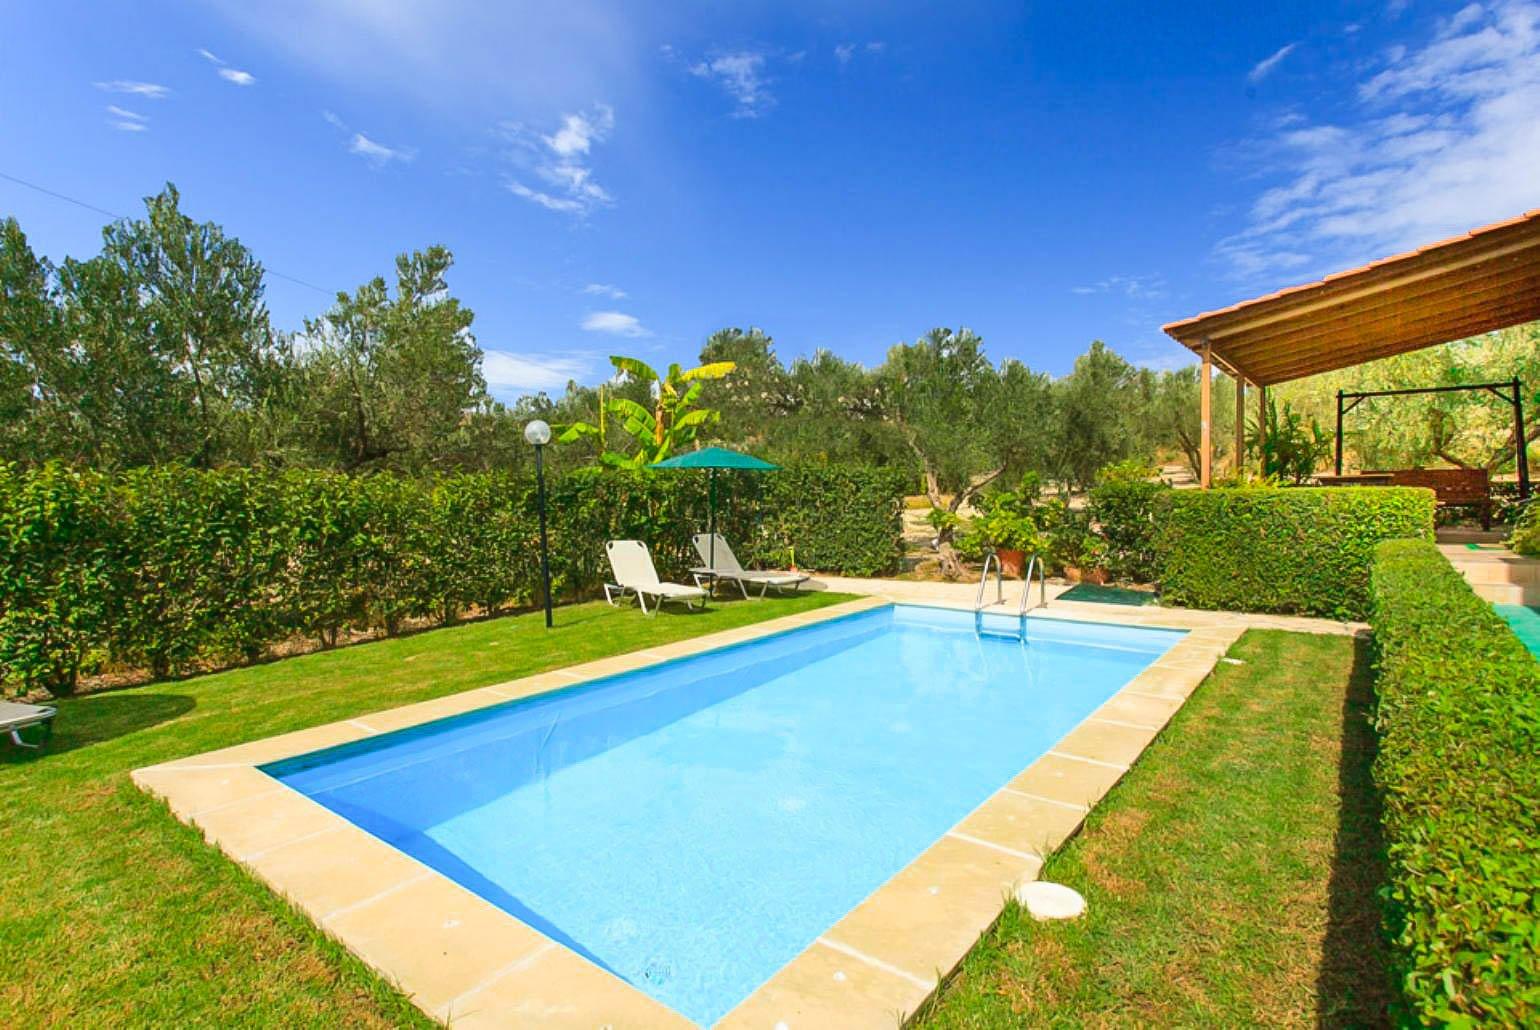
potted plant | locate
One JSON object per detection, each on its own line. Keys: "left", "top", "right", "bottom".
{"left": 1064, "top": 535, "right": 1111, "bottom": 584}
{"left": 979, "top": 508, "right": 1039, "bottom": 578}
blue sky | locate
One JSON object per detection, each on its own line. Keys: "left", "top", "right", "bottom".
{"left": 3, "top": 1, "right": 1538, "bottom": 402}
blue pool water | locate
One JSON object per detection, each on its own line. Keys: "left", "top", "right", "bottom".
{"left": 266, "top": 605, "right": 1183, "bottom": 1025}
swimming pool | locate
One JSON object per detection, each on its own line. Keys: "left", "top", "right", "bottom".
{"left": 265, "top": 604, "right": 1184, "bottom": 1025}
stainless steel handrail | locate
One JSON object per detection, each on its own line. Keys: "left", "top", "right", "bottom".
{"left": 975, "top": 551, "right": 1004, "bottom": 610}
{"left": 1018, "top": 554, "right": 1047, "bottom": 616}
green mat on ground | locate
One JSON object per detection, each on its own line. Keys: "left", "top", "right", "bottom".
{"left": 1057, "top": 583, "right": 1158, "bottom": 606}
{"left": 1494, "top": 604, "right": 1540, "bottom": 660}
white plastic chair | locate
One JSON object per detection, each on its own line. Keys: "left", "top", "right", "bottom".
{"left": 691, "top": 533, "right": 810, "bottom": 599}
{"left": 604, "top": 540, "right": 709, "bottom": 615}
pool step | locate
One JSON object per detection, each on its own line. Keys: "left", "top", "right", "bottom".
{"left": 1438, "top": 545, "right": 1540, "bottom": 606}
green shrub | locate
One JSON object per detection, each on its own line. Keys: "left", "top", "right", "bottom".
{"left": 758, "top": 465, "right": 909, "bottom": 575}
{"left": 0, "top": 462, "right": 905, "bottom": 693}
{"left": 1369, "top": 539, "right": 1540, "bottom": 1025}
{"left": 0, "top": 463, "right": 114, "bottom": 693}
{"left": 1509, "top": 498, "right": 1540, "bottom": 557}
{"left": 1088, "top": 464, "right": 1168, "bottom": 582}
{"left": 1154, "top": 487, "right": 1435, "bottom": 619}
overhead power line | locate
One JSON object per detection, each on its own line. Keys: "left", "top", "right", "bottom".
{"left": 0, "top": 169, "right": 334, "bottom": 296}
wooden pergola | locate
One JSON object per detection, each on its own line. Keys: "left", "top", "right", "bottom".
{"left": 1162, "top": 208, "right": 1540, "bottom": 487}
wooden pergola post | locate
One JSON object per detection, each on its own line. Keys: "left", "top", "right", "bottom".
{"left": 1256, "top": 384, "right": 1267, "bottom": 473}
{"left": 1200, "top": 341, "right": 1213, "bottom": 488}
{"left": 1234, "top": 375, "right": 1246, "bottom": 475}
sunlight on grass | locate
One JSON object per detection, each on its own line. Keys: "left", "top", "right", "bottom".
{"left": 0, "top": 592, "right": 853, "bottom": 1025}
{"left": 919, "top": 630, "right": 1390, "bottom": 1027}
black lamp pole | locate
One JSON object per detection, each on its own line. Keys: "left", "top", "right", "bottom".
{"left": 525, "top": 420, "right": 554, "bottom": 628}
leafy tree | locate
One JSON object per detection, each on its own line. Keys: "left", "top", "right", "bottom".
{"left": 557, "top": 356, "right": 735, "bottom": 467}
{"left": 295, "top": 246, "right": 485, "bottom": 472}
{"left": 867, "top": 328, "right": 1052, "bottom": 576}
{"left": 698, "top": 327, "right": 797, "bottom": 446}
{"left": 1146, "top": 364, "right": 1237, "bottom": 480}
{"left": 0, "top": 218, "right": 61, "bottom": 460}
{"left": 1273, "top": 324, "right": 1540, "bottom": 474}
{"left": 1, "top": 186, "right": 280, "bottom": 468}
{"left": 1046, "top": 341, "right": 1156, "bottom": 491}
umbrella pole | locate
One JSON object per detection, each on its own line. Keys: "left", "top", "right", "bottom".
{"left": 708, "top": 467, "right": 716, "bottom": 574}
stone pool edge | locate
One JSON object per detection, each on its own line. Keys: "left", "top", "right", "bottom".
{"left": 130, "top": 596, "right": 1238, "bottom": 1029}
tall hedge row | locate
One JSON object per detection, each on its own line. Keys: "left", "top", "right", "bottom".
{"left": 1369, "top": 539, "right": 1540, "bottom": 1025}
{"left": 0, "top": 462, "right": 907, "bottom": 694}
{"left": 1153, "top": 487, "right": 1435, "bottom": 619}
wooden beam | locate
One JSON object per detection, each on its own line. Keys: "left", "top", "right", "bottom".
{"left": 1210, "top": 259, "right": 1540, "bottom": 358}
{"left": 1234, "top": 376, "right": 1246, "bottom": 476}
{"left": 1166, "top": 229, "right": 1540, "bottom": 341}
{"left": 1200, "top": 341, "right": 1213, "bottom": 488}
{"left": 1239, "top": 294, "right": 1540, "bottom": 384}
{"left": 1230, "top": 283, "right": 1540, "bottom": 376}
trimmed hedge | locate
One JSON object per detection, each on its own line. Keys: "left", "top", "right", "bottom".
{"left": 1154, "top": 487, "right": 1435, "bottom": 619}
{"left": 1369, "top": 539, "right": 1540, "bottom": 1025}
{"left": 0, "top": 462, "right": 906, "bottom": 694}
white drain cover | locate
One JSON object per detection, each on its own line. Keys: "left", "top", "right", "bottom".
{"left": 1015, "top": 881, "right": 1086, "bottom": 921}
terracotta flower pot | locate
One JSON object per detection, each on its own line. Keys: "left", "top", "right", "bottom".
{"left": 995, "top": 548, "right": 1025, "bottom": 579}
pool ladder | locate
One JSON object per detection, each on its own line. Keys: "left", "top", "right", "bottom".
{"left": 974, "top": 554, "right": 1047, "bottom": 639}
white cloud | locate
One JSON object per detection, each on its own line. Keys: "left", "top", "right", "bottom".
{"left": 690, "top": 51, "right": 773, "bottom": 117}
{"left": 200, "top": 2, "right": 633, "bottom": 120}
{"left": 199, "top": 48, "right": 256, "bottom": 86}
{"left": 581, "top": 311, "right": 650, "bottom": 337}
{"left": 502, "top": 105, "right": 615, "bottom": 216}
{"left": 348, "top": 133, "right": 413, "bottom": 165}
{"left": 836, "top": 41, "right": 885, "bottom": 66}
{"left": 481, "top": 350, "right": 596, "bottom": 395}
{"left": 583, "top": 282, "right": 627, "bottom": 299}
{"left": 1248, "top": 42, "right": 1297, "bottom": 84}
{"left": 1216, "top": 0, "right": 1540, "bottom": 281}
{"left": 94, "top": 80, "right": 169, "bottom": 99}
{"left": 104, "top": 104, "right": 149, "bottom": 132}
{"left": 1072, "top": 274, "right": 1166, "bottom": 300}
{"left": 322, "top": 111, "right": 414, "bottom": 166}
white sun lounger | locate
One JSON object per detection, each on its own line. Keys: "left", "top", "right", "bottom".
{"left": 603, "top": 540, "right": 710, "bottom": 615}
{"left": 691, "top": 533, "right": 810, "bottom": 599}
{"left": 0, "top": 701, "right": 57, "bottom": 749}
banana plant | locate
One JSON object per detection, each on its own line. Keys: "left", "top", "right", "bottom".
{"left": 557, "top": 355, "right": 735, "bottom": 467}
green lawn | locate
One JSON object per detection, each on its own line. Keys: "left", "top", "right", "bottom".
{"left": 920, "top": 629, "right": 1391, "bottom": 1028}
{"left": 0, "top": 592, "right": 853, "bottom": 1026}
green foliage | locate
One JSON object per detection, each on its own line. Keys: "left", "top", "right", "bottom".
{"left": 0, "top": 463, "right": 113, "bottom": 693}
{"left": 558, "top": 356, "right": 735, "bottom": 468}
{"left": 973, "top": 480, "right": 1046, "bottom": 553}
{"left": 0, "top": 463, "right": 906, "bottom": 694}
{"left": 1249, "top": 399, "right": 1332, "bottom": 484}
{"left": 1368, "top": 540, "right": 1540, "bottom": 1025}
{"left": 1273, "top": 324, "right": 1540, "bottom": 476}
{"left": 1509, "top": 498, "right": 1540, "bottom": 556}
{"left": 1088, "top": 462, "right": 1169, "bottom": 581}
{"left": 1154, "top": 487, "right": 1435, "bottom": 619}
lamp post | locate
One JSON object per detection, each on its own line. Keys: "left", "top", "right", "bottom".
{"left": 524, "top": 419, "right": 554, "bottom": 628}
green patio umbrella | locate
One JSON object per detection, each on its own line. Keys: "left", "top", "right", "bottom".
{"left": 649, "top": 446, "right": 779, "bottom": 576}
